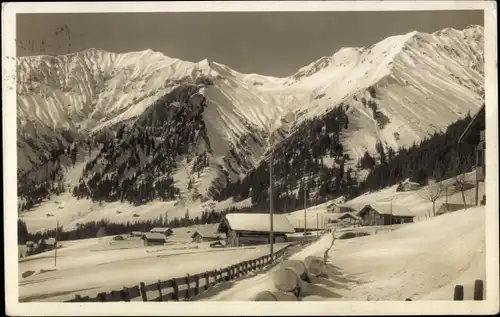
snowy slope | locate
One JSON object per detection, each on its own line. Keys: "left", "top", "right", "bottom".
{"left": 17, "top": 25, "right": 484, "bottom": 213}
{"left": 203, "top": 205, "right": 485, "bottom": 301}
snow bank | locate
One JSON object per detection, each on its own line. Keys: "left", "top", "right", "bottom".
{"left": 203, "top": 205, "right": 485, "bottom": 301}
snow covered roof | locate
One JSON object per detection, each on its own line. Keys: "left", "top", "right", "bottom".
{"left": 339, "top": 212, "right": 361, "bottom": 220}
{"left": 358, "top": 203, "right": 415, "bottom": 217}
{"left": 141, "top": 232, "right": 167, "bottom": 241}
{"left": 221, "top": 213, "right": 295, "bottom": 234}
{"left": 38, "top": 238, "right": 56, "bottom": 245}
{"left": 190, "top": 229, "right": 225, "bottom": 239}
{"left": 150, "top": 227, "right": 173, "bottom": 234}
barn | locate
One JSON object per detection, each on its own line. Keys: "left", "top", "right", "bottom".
{"left": 357, "top": 204, "right": 415, "bottom": 226}
{"left": 217, "top": 213, "right": 295, "bottom": 247}
{"left": 338, "top": 212, "right": 361, "bottom": 226}
{"left": 141, "top": 233, "right": 167, "bottom": 246}
{"left": 191, "top": 230, "right": 225, "bottom": 243}
{"left": 149, "top": 227, "right": 173, "bottom": 236}
{"left": 327, "top": 203, "right": 356, "bottom": 214}
{"left": 37, "top": 238, "right": 57, "bottom": 251}
{"left": 436, "top": 203, "right": 476, "bottom": 216}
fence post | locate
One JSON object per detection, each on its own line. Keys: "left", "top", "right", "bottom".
{"left": 195, "top": 275, "right": 200, "bottom": 296}
{"left": 185, "top": 275, "right": 191, "bottom": 300}
{"left": 139, "top": 282, "right": 148, "bottom": 302}
{"left": 156, "top": 280, "right": 163, "bottom": 301}
{"left": 204, "top": 272, "right": 210, "bottom": 290}
{"left": 474, "top": 280, "right": 484, "bottom": 300}
{"left": 172, "top": 278, "right": 180, "bottom": 301}
{"left": 453, "top": 285, "right": 464, "bottom": 300}
{"left": 121, "top": 287, "right": 130, "bottom": 302}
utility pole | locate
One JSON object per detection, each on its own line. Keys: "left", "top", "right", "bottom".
{"left": 316, "top": 214, "right": 319, "bottom": 236}
{"left": 390, "top": 198, "right": 393, "bottom": 226}
{"left": 269, "top": 150, "right": 274, "bottom": 259}
{"left": 304, "top": 178, "right": 307, "bottom": 239}
{"left": 54, "top": 220, "right": 59, "bottom": 267}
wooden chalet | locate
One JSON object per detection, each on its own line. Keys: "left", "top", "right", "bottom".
{"left": 357, "top": 203, "right": 415, "bottom": 226}
{"left": 141, "top": 232, "right": 167, "bottom": 246}
{"left": 217, "top": 213, "right": 295, "bottom": 247}
{"left": 191, "top": 230, "right": 225, "bottom": 243}
{"left": 458, "top": 104, "right": 486, "bottom": 205}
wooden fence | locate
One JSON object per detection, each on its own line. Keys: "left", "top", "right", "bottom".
{"left": 65, "top": 238, "right": 317, "bottom": 302}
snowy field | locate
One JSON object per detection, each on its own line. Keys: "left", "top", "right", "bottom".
{"left": 201, "top": 205, "right": 485, "bottom": 301}
{"left": 18, "top": 192, "right": 252, "bottom": 233}
{"left": 18, "top": 234, "right": 289, "bottom": 302}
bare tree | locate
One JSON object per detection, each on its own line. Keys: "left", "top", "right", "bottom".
{"left": 323, "top": 228, "right": 337, "bottom": 264}
{"left": 452, "top": 155, "right": 473, "bottom": 210}
{"left": 420, "top": 179, "right": 445, "bottom": 217}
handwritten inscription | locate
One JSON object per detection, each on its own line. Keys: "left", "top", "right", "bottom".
{"left": 16, "top": 24, "right": 72, "bottom": 54}
{"left": 5, "top": 25, "right": 75, "bottom": 90}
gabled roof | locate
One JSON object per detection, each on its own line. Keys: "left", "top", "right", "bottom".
{"left": 141, "top": 232, "right": 167, "bottom": 241}
{"left": 338, "top": 212, "right": 361, "bottom": 220}
{"left": 150, "top": 227, "right": 173, "bottom": 233}
{"left": 358, "top": 203, "right": 415, "bottom": 217}
{"left": 458, "top": 104, "right": 485, "bottom": 144}
{"left": 190, "top": 229, "right": 225, "bottom": 239}
{"left": 220, "top": 213, "right": 295, "bottom": 234}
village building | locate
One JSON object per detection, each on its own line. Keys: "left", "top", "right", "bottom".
{"left": 37, "top": 238, "right": 57, "bottom": 252}
{"left": 217, "top": 213, "right": 295, "bottom": 247}
{"left": 458, "top": 104, "right": 485, "bottom": 205}
{"left": 190, "top": 229, "right": 225, "bottom": 243}
{"left": 338, "top": 212, "right": 361, "bottom": 226}
{"left": 327, "top": 202, "right": 357, "bottom": 213}
{"left": 149, "top": 227, "right": 173, "bottom": 236}
{"left": 436, "top": 203, "right": 477, "bottom": 216}
{"left": 396, "top": 178, "right": 421, "bottom": 192}
{"left": 357, "top": 203, "right": 415, "bottom": 226}
{"left": 141, "top": 232, "right": 167, "bottom": 246}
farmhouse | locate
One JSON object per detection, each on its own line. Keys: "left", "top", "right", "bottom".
{"left": 357, "top": 204, "right": 415, "bottom": 226}
{"left": 149, "top": 227, "right": 173, "bottom": 236}
{"left": 338, "top": 212, "right": 361, "bottom": 226}
{"left": 458, "top": 104, "right": 485, "bottom": 205}
{"left": 217, "top": 213, "right": 295, "bottom": 247}
{"left": 436, "top": 203, "right": 476, "bottom": 216}
{"left": 396, "top": 179, "right": 421, "bottom": 192}
{"left": 141, "top": 233, "right": 167, "bottom": 246}
{"left": 37, "top": 238, "right": 57, "bottom": 251}
{"left": 327, "top": 202, "right": 357, "bottom": 213}
{"left": 191, "top": 229, "right": 225, "bottom": 243}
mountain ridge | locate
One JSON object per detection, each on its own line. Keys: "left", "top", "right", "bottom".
{"left": 17, "top": 25, "right": 484, "bottom": 212}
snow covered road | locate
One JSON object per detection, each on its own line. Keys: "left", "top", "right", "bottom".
{"left": 202, "top": 206, "right": 485, "bottom": 301}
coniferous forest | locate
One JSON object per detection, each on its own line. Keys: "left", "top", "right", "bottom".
{"left": 17, "top": 90, "right": 480, "bottom": 240}
{"left": 212, "top": 107, "right": 478, "bottom": 215}
{"left": 71, "top": 85, "right": 210, "bottom": 205}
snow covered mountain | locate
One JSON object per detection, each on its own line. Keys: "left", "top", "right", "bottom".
{"left": 16, "top": 25, "right": 484, "bottom": 209}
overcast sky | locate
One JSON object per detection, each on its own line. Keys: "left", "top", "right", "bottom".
{"left": 17, "top": 11, "right": 483, "bottom": 77}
